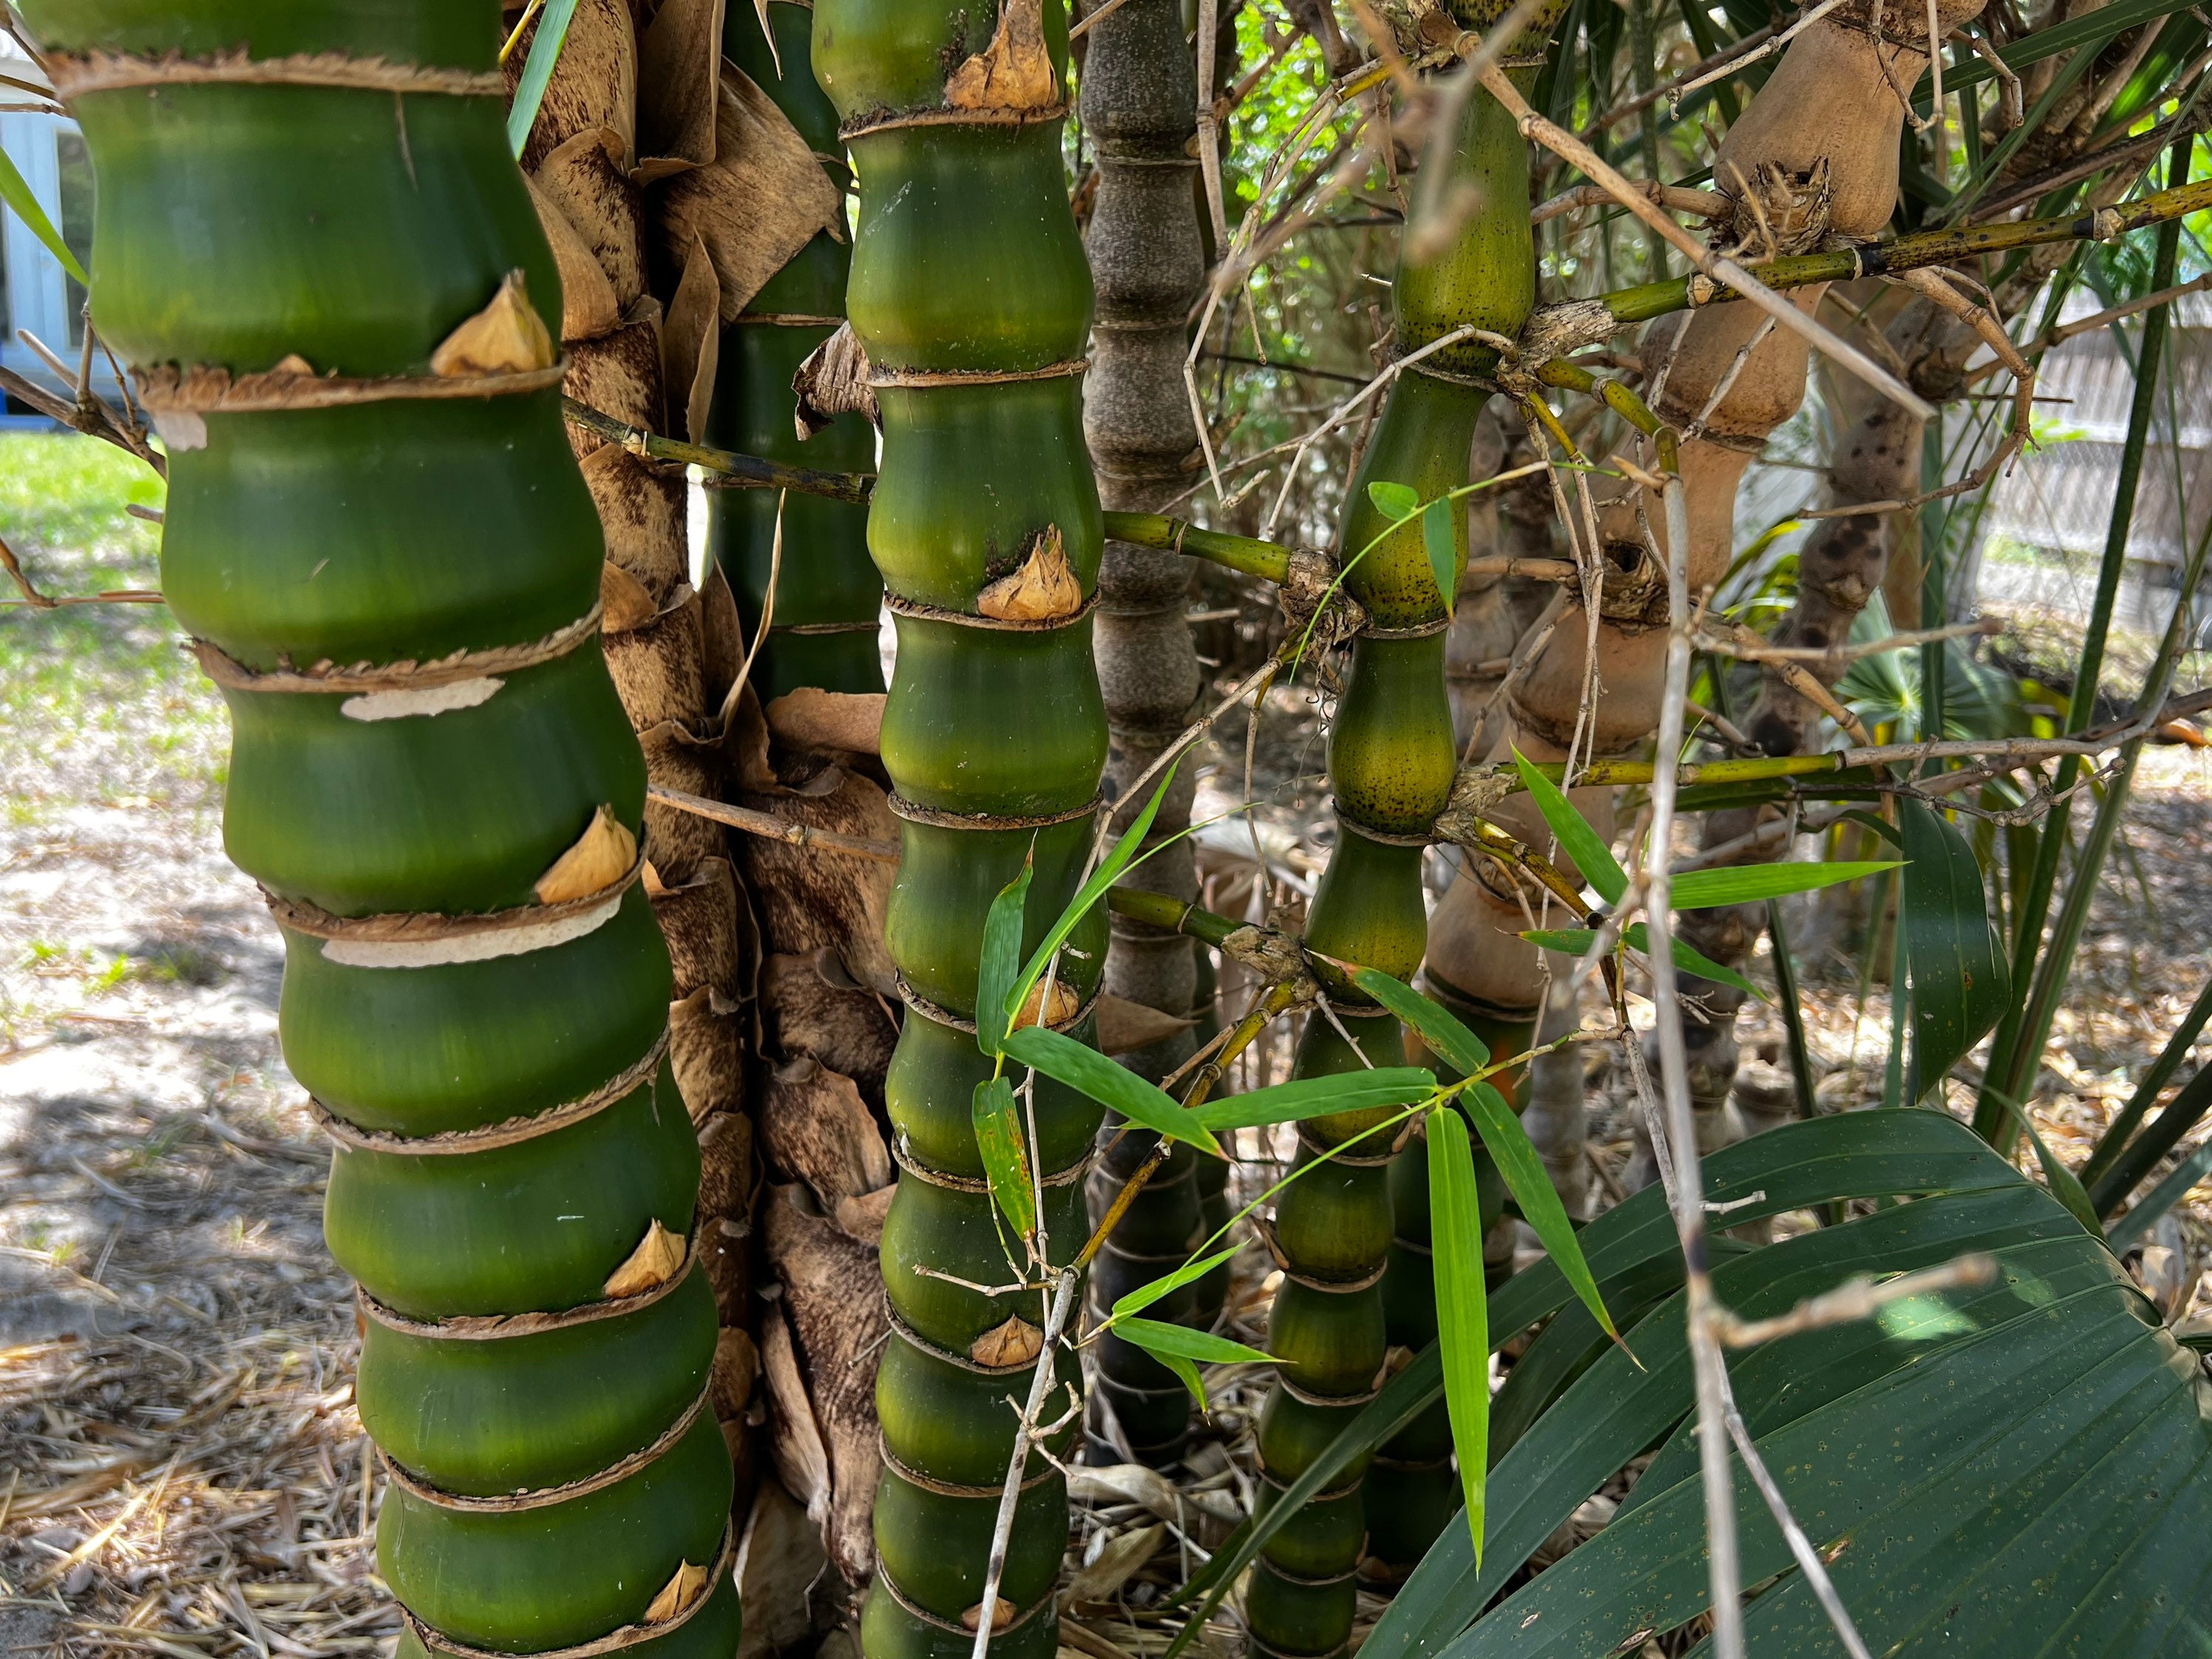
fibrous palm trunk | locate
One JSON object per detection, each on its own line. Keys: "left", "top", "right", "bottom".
{"left": 811, "top": 0, "right": 1106, "bottom": 1653}
{"left": 509, "top": 0, "right": 838, "bottom": 1530}
{"left": 32, "top": 1, "right": 741, "bottom": 1655}
{"left": 1078, "top": 0, "right": 1214, "bottom": 1468}
{"left": 1249, "top": 39, "right": 1550, "bottom": 1638}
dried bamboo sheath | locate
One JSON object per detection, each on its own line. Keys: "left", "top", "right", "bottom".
{"left": 29, "top": 3, "right": 739, "bottom": 1656}
{"left": 812, "top": 0, "right": 1103, "bottom": 1652}
{"left": 1250, "top": 69, "right": 1544, "bottom": 1645}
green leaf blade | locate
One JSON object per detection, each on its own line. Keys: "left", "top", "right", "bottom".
{"left": 1462, "top": 1084, "right": 1616, "bottom": 1342}
{"left": 506, "top": 0, "right": 583, "bottom": 158}
{"left": 1899, "top": 800, "right": 2010, "bottom": 1100}
{"left": 1109, "top": 1246, "right": 1242, "bottom": 1323}
{"left": 1116, "top": 1318, "right": 1276, "bottom": 1366}
{"left": 1429, "top": 1106, "right": 1491, "bottom": 1564}
{"left": 971, "top": 1076, "right": 1038, "bottom": 1244}
{"left": 1667, "top": 859, "right": 1901, "bottom": 910}
{"left": 0, "top": 146, "right": 89, "bottom": 287}
{"left": 1422, "top": 496, "right": 1457, "bottom": 615}
{"left": 1192, "top": 1068, "right": 1436, "bottom": 1133}
{"left": 1512, "top": 752, "right": 1627, "bottom": 904}
{"left": 1621, "top": 923, "right": 1765, "bottom": 1000}
{"left": 1350, "top": 967, "right": 1489, "bottom": 1077}
{"left": 1368, "top": 480, "right": 1419, "bottom": 520}
{"left": 1001, "top": 1024, "right": 1222, "bottom": 1156}
{"left": 975, "top": 855, "right": 1034, "bottom": 1056}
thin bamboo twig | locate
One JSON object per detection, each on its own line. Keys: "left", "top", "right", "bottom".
{"left": 1638, "top": 452, "right": 1747, "bottom": 1659}
{"left": 560, "top": 398, "right": 875, "bottom": 502}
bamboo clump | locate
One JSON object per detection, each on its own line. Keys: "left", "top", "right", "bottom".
{"left": 27, "top": 3, "right": 743, "bottom": 1656}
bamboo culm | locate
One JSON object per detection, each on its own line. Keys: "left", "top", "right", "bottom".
{"left": 27, "top": 3, "right": 739, "bottom": 1656}
{"left": 810, "top": 0, "right": 1105, "bottom": 1652}
{"left": 710, "top": 1, "right": 883, "bottom": 698}
{"left": 1079, "top": 0, "right": 1217, "bottom": 1467}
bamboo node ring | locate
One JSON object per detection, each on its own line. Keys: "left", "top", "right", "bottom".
{"left": 378, "top": 1379, "right": 713, "bottom": 1513}
{"left": 358, "top": 1241, "right": 702, "bottom": 1343}
{"left": 311, "top": 1028, "right": 670, "bottom": 1157}
{"left": 193, "top": 605, "right": 601, "bottom": 696}
{"left": 46, "top": 50, "right": 508, "bottom": 99}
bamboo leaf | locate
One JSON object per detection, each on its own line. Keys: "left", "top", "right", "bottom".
{"left": 1368, "top": 480, "right": 1419, "bottom": 520}
{"left": 971, "top": 1075, "right": 1038, "bottom": 1245}
{"left": 1667, "top": 859, "right": 1900, "bottom": 910}
{"left": 1430, "top": 1105, "right": 1491, "bottom": 1564}
{"left": 1513, "top": 751, "right": 1626, "bottom": 904}
{"left": 1157, "top": 1349, "right": 1210, "bottom": 1411}
{"left": 1351, "top": 967, "right": 1489, "bottom": 1077}
{"left": 506, "top": 0, "right": 583, "bottom": 158}
{"left": 1002, "top": 1024, "right": 1222, "bottom": 1154}
{"left": 1192, "top": 1068, "right": 1436, "bottom": 1133}
{"left": 1518, "top": 926, "right": 1765, "bottom": 1000}
{"left": 1004, "top": 762, "right": 1180, "bottom": 1034}
{"left": 1109, "top": 1246, "right": 1241, "bottom": 1322}
{"left": 0, "top": 147, "right": 88, "bottom": 287}
{"left": 1899, "top": 800, "right": 2009, "bottom": 1099}
{"left": 1624, "top": 923, "right": 1765, "bottom": 1000}
{"left": 1422, "top": 496, "right": 1456, "bottom": 615}
{"left": 976, "top": 854, "right": 1034, "bottom": 1056}
{"left": 1116, "top": 1318, "right": 1277, "bottom": 1366}
{"left": 1462, "top": 1082, "right": 1617, "bottom": 1342}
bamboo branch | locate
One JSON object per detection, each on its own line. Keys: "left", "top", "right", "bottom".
{"left": 646, "top": 784, "right": 900, "bottom": 861}
{"left": 560, "top": 398, "right": 876, "bottom": 503}
{"left": 1519, "top": 176, "right": 2212, "bottom": 360}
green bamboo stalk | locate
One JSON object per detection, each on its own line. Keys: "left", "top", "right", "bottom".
{"left": 709, "top": 1, "right": 881, "bottom": 698}
{"left": 809, "top": 0, "right": 1105, "bottom": 1652}
{"left": 1974, "top": 144, "right": 2191, "bottom": 1147}
{"left": 27, "top": 3, "right": 738, "bottom": 1656}
{"left": 1241, "top": 19, "right": 1560, "bottom": 1626}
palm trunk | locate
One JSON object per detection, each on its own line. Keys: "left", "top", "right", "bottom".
{"left": 810, "top": 0, "right": 1106, "bottom": 1652}
{"left": 33, "top": 1, "right": 739, "bottom": 1654}
{"left": 1078, "top": 0, "right": 1213, "bottom": 1468}
{"left": 509, "top": 0, "right": 851, "bottom": 1542}
{"left": 1250, "top": 52, "right": 1553, "bottom": 1638}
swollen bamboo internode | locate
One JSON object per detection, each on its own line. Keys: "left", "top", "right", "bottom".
{"left": 25, "top": 2, "right": 739, "bottom": 1656}
{"left": 810, "top": 0, "right": 1104, "bottom": 1650}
